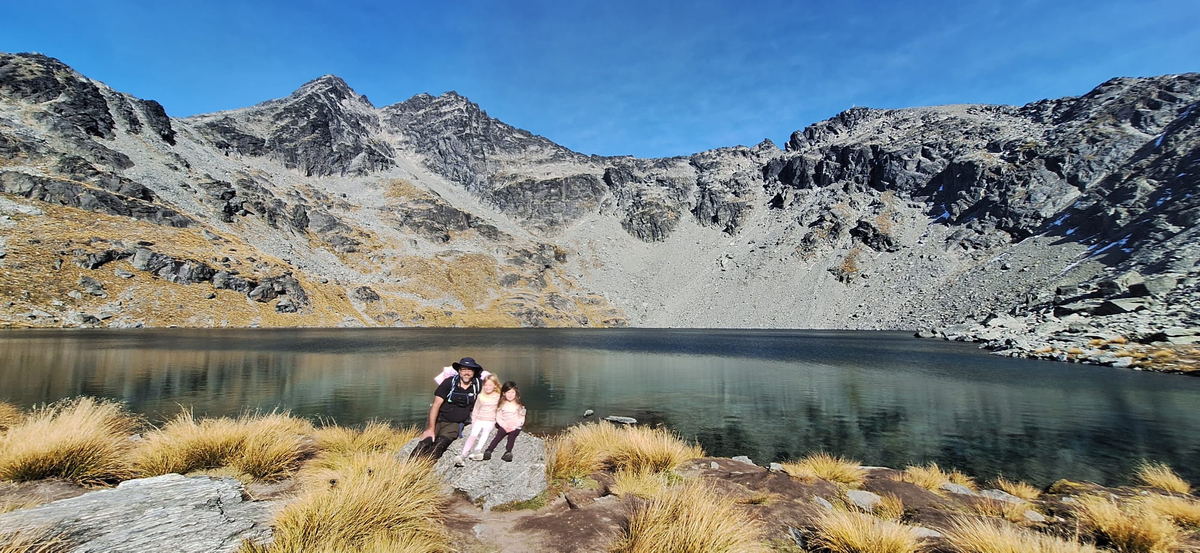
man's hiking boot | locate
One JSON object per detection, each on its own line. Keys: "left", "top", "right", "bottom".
{"left": 502, "top": 451, "right": 513, "bottom": 462}
{"left": 483, "top": 450, "right": 492, "bottom": 461}
{"left": 453, "top": 455, "right": 464, "bottom": 467}
{"left": 469, "top": 452, "right": 484, "bottom": 461}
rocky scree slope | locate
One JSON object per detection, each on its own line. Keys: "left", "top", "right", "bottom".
{"left": 0, "top": 52, "right": 1197, "bottom": 371}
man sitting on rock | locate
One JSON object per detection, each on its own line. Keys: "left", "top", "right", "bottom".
{"left": 411, "top": 357, "right": 483, "bottom": 460}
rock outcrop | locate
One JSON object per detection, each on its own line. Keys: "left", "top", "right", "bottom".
{"left": 0, "top": 474, "right": 271, "bottom": 553}
{"left": 399, "top": 430, "right": 547, "bottom": 511}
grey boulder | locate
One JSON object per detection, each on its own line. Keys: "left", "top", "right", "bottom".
{"left": 399, "top": 427, "right": 547, "bottom": 511}
{"left": 0, "top": 474, "right": 270, "bottom": 553}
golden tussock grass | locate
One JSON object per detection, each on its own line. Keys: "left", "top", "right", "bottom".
{"left": 0, "top": 527, "right": 73, "bottom": 553}
{"left": 781, "top": 452, "right": 865, "bottom": 487}
{"left": 547, "top": 422, "right": 703, "bottom": 482}
{"left": 611, "top": 469, "right": 674, "bottom": 499}
{"left": 0, "top": 397, "right": 138, "bottom": 486}
{"left": 1133, "top": 461, "right": 1192, "bottom": 495}
{"left": 736, "top": 490, "right": 781, "bottom": 506}
{"left": 809, "top": 509, "right": 921, "bottom": 553}
{"left": 897, "top": 463, "right": 976, "bottom": 493}
{"left": 313, "top": 421, "right": 420, "bottom": 455}
{"left": 0, "top": 402, "right": 22, "bottom": 432}
{"left": 135, "top": 410, "right": 314, "bottom": 481}
{"left": 1138, "top": 494, "right": 1200, "bottom": 528}
{"left": 942, "top": 517, "right": 1100, "bottom": 553}
{"left": 245, "top": 452, "right": 449, "bottom": 553}
{"left": 969, "top": 499, "right": 1030, "bottom": 523}
{"left": 610, "top": 479, "right": 767, "bottom": 553}
{"left": 1074, "top": 495, "right": 1181, "bottom": 553}
{"left": 992, "top": 476, "right": 1041, "bottom": 501}
{"left": 875, "top": 493, "right": 906, "bottom": 522}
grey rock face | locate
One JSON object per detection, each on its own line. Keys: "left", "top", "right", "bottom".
{"left": 845, "top": 489, "right": 882, "bottom": 511}
{"left": 0, "top": 171, "right": 191, "bottom": 227}
{"left": 0, "top": 474, "right": 271, "bottom": 553}
{"left": 939, "top": 482, "right": 977, "bottom": 496}
{"left": 398, "top": 431, "right": 547, "bottom": 511}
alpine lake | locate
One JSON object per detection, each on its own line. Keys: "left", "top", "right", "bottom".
{"left": 2, "top": 328, "right": 1198, "bottom": 487}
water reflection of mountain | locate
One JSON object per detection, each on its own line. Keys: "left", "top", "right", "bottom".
{"left": 2, "top": 329, "right": 1198, "bottom": 486}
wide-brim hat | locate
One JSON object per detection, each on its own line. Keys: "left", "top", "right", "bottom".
{"left": 451, "top": 357, "right": 483, "bottom": 372}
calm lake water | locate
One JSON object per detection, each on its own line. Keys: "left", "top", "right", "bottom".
{"left": 1, "top": 328, "right": 1198, "bottom": 486}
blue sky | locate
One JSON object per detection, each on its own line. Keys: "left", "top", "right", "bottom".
{"left": 3, "top": 0, "right": 1198, "bottom": 158}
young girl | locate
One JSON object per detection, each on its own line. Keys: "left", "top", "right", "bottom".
{"left": 456, "top": 375, "right": 501, "bottom": 466}
{"left": 484, "top": 381, "right": 526, "bottom": 462}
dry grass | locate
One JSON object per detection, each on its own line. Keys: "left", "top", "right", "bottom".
{"left": 313, "top": 421, "right": 420, "bottom": 455}
{"left": 0, "top": 402, "right": 22, "bottom": 432}
{"left": 0, "top": 527, "right": 73, "bottom": 553}
{"left": 1138, "top": 494, "right": 1200, "bottom": 528}
{"left": 611, "top": 469, "right": 674, "bottom": 499}
{"left": 809, "top": 509, "right": 921, "bottom": 553}
{"left": 897, "top": 463, "right": 976, "bottom": 493}
{"left": 610, "top": 479, "right": 767, "bottom": 553}
{"left": 246, "top": 452, "right": 449, "bottom": 553}
{"left": 876, "top": 493, "right": 906, "bottom": 522}
{"left": 736, "top": 490, "right": 781, "bottom": 506}
{"left": 782, "top": 452, "right": 866, "bottom": 487}
{"left": 0, "top": 397, "right": 138, "bottom": 485}
{"left": 136, "top": 410, "right": 314, "bottom": 481}
{"left": 943, "top": 517, "right": 1100, "bottom": 553}
{"left": 969, "top": 499, "right": 1030, "bottom": 523}
{"left": 546, "top": 422, "right": 703, "bottom": 482}
{"left": 1133, "top": 461, "right": 1192, "bottom": 495}
{"left": 1074, "top": 495, "right": 1181, "bottom": 553}
{"left": 992, "top": 476, "right": 1041, "bottom": 501}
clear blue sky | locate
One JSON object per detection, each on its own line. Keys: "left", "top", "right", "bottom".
{"left": 3, "top": 0, "right": 1198, "bottom": 158}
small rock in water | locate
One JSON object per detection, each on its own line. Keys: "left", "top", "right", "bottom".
{"left": 604, "top": 416, "right": 637, "bottom": 425}
{"left": 583, "top": 409, "right": 594, "bottom": 418}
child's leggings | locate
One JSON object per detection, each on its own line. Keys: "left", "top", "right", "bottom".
{"left": 460, "top": 421, "right": 494, "bottom": 455}
{"left": 486, "top": 426, "right": 521, "bottom": 452}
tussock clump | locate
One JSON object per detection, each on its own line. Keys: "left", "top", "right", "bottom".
{"left": 1074, "top": 495, "right": 1181, "bottom": 553}
{"left": 610, "top": 479, "right": 766, "bottom": 553}
{"left": 992, "top": 475, "right": 1041, "bottom": 501}
{"left": 246, "top": 452, "right": 449, "bottom": 553}
{"left": 611, "top": 469, "right": 674, "bottom": 499}
{"left": 136, "top": 410, "right": 314, "bottom": 481}
{"left": 0, "top": 527, "right": 73, "bottom": 553}
{"left": 809, "top": 509, "right": 921, "bottom": 553}
{"left": 898, "top": 462, "right": 975, "bottom": 493}
{"left": 943, "top": 517, "right": 1100, "bottom": 553}
{"left": 547, "top": 422, "right": 702, "bottom": 482}
{"left": 969, "top": 498, "right": 1030, "bottom": 523}
{"left": 1138, "top": 494, "right": 1200, "bottom": 529}
{"left": 0, "top": 397, "right": 138, "bottom": 485}
{"left": 0, "top": 402, "right": 22, "bottom": 432}
{"left": 135, "top": 411, "right": 247, "bottom": 476}
{"left": 875, "top": 493, "right": 906, "bottom": 522}
{"left": 313, "top": 421, "right": 419, "bottom": 455}
{"left": 1133, "top": 461, "right": 1192, "bottom": 495}
{"left": 781, "top": 452, "right": 866, "bottom": 487}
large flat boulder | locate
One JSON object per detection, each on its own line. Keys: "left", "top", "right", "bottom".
{"left": 0, "top": 474, "right": 271, "bottom": 553}
{"left": 399, "top": 426, "right": 547, "bottom": 511}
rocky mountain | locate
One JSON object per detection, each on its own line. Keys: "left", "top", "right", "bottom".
{"left": 0, "top": 52, "right": 1197, "bottom": 369}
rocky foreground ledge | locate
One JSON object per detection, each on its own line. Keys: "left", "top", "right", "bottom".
{"left": 2, "top": 449, "right": 1198, "bottom": 551}
{"left": 924, "top": 267, "right": 1200, "bottom": 375}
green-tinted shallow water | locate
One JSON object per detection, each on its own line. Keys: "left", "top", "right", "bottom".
{"left": 1, "top": 328, "right": 1197, "bottom": 487}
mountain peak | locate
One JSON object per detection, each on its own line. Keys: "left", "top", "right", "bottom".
{"left": 289, "top": 74, "right": 372, "bottom": 108}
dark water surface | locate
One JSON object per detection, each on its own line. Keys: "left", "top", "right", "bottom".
{"left": 2, "top": 328, "right": 1198, "bottom": 486}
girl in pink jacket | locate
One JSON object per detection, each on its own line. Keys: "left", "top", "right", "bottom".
{"left": 483, "top": 381, "right": 526, "bottom": 462}
{"left": 457, "top": 375, "right": 501, "bottom": 466}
